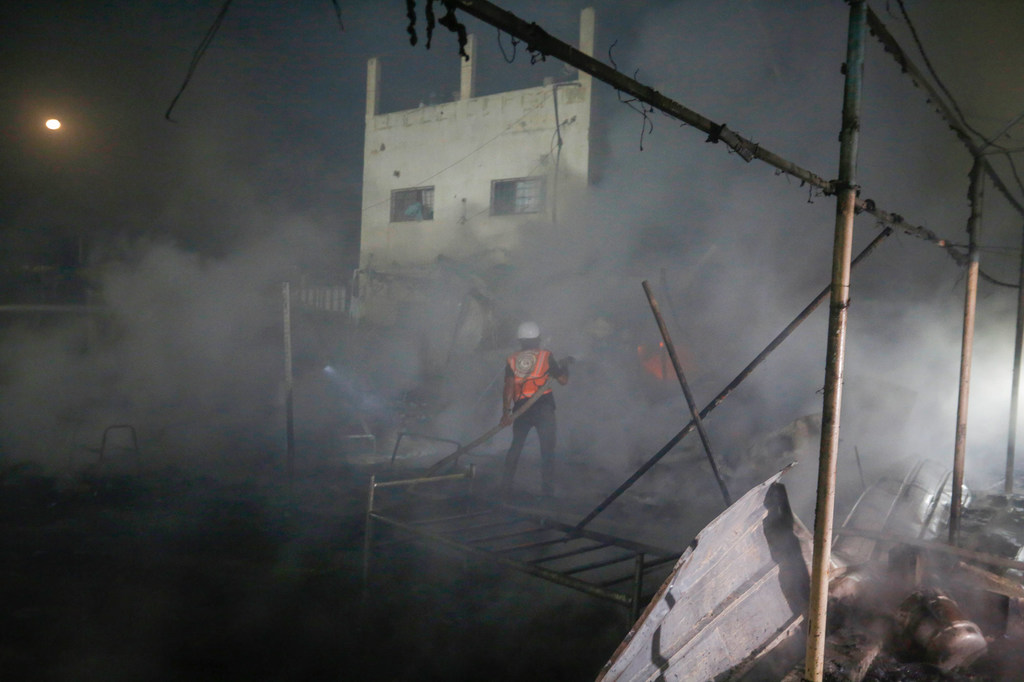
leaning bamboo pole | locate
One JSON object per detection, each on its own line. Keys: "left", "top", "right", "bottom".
{"left": 950, "top": 159, "right": 985, "bottom": 543}
{"left": 804, "top": 3, "right": 866, "bottom": 680}
{"left": 642, "top": 280, "right": 732, "bottom": 506}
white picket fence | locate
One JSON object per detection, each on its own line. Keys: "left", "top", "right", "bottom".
{"left": 295, "top": 284, "right": 348, "bottom": 313}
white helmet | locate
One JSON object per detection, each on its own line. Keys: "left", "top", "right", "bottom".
{"left": 517, "top": 321, "right": 540, "bottom": 340}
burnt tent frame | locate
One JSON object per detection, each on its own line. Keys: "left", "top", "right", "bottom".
{"left": 405, "top": 2, "right": 1024, "bottom": 681}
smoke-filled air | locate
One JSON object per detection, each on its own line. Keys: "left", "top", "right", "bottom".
{"left": 3, "top": 1, "right": 1024, "bottom": 680}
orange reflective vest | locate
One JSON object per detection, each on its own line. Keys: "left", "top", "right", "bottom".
{"left": 508, "top": 349, "right": 553, "bottom": 402}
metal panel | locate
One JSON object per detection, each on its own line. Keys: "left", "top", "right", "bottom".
{"left": 597, "top": 471, "right": 812, "bottom": 682}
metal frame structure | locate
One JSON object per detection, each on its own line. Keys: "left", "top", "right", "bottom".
{"left": 362, "top": 468, "right": 680, "bottom": 620}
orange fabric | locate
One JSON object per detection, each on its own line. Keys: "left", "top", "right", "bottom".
{"left": 508, "top": 349, "right": 553, "bottom": 402}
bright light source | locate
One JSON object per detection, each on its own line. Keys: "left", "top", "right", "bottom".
{"left": 45, "top": 119, "right": 61, "bottom": 130}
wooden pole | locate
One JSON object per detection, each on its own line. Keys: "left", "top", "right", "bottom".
{"left": 804, "top": 3, "right": 866, "bottom": 680}
{"left": 950, "top": 159, "right": 985, "bottom": 541}
{"left": 283, "top": 282, "right": 295, "bottom": 481}
{"left": 1006, "top": 224, "right": 1024, "bottom": 494}
{"left": 642, "top": 280, "right": 731, "bottom": 506}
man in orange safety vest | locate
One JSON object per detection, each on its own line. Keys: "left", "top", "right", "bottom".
{"left": 500, "top": 321, "right": 570, "bottom": 498}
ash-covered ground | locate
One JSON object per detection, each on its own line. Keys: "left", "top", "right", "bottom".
{"left": 0, "top": 455, "right": 635, "bottom": 682}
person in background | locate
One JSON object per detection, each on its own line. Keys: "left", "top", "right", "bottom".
{"left": 500, "top": 321, "right": 570, "bottom": 499}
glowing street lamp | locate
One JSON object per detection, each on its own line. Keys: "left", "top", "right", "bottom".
{"left": 45, "top": 118, "right": 61, "bottom": 130}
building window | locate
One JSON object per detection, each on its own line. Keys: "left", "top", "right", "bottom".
{"left": 391, "top": 187, "right": 434, "bottom": 222}
{"left": 491, "top": 177, "right": 546, "bottom": 215}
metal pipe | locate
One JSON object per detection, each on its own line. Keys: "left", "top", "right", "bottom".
{"left": 464, "top": 526, "right": 551, "bottom": 546}
{"left": 390, "top": 432, "right": 462, "bottom": 468}
{"left": 574, "top": 227, "right": 892, "bottom": 531}
{"left": 530, "top": 542, "right": 613, "bottom": 565}
{"left": 371, "top": 469, "right": 475, "bottom": 489}
{"left": 447, "top": 518, "right": 529, "bottom": 536}
{"left": 495, "top": 535, "right": 574, "bottom": 554}
{"left": 362, "top": 473, "right": 377, "bottom": 589}
{"left": 408, "top": 509, "right": 496, "bottom": 526}
{"left": 642, "top": 280, "right": 731, "bottom": 506}
{"left": 97, "top": 424, "right": 140, "bottom": 467}
{"left": 283, "top": 282, "right": 295, "bottom": 481}
{"left": 805, "top": 3, "right": 866, "bottom": 679}
{"left": 560, "top": 552, "right": 637, "bottom": 576}
{"left": 631, "top": 553, "right": 645, "bottom": 621}
{"left": 0, "top": 304, "right": 106, "bottom": 314}
{"left": 950, "top": 158, "right": 985, "bottom": 543}
{"left": 1006, "top": 223, "right": 1024, "bottom": 493}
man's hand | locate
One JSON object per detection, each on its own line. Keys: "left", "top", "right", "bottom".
{"left": 500, "top": 411, "right": 513, "bottom": 427}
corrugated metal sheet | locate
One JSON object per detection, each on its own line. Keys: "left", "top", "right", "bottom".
{"left": 597, "top": 470, "right": 813, "bottom": 682}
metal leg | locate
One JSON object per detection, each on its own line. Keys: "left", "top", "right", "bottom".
{"left": 631, "top": 553, "right": 645, "bottom": 621}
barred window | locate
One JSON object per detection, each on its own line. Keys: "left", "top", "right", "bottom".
{"left": 390, "top": 187, "right": 434, "bottom": 222}
{"left": 491, "top": 177, "right": 546, "bottom": 215}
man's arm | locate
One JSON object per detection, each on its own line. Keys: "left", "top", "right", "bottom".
{"left": 551, "top": 356, "right": 571, "bottom": 385}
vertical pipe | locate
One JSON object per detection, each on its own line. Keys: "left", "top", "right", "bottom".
{"left": 804, "top": 3, "right": 866, "bottom": 680}
{"left": 362, "top": 475, "right": 377, "bottom": 589}
{"left": 950, "top": 159, "right": 985, "bottom": 542}
{"left": 642, "top": 280, "right": 732, "bottom": 506}
{"left": 283, "top": 282, "right": 295, "bottom": 481}
{"left": 631, "top": 553, "right": 645, "bottom": 621}
{"left": 1006, "top": 222, "right": 1024, "bottom": 494}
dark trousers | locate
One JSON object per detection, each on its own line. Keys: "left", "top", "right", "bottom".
{"left": 501, "top": 400, "right": 557, "bottom": 496}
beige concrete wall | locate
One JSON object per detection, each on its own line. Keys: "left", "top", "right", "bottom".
{"left": 359, "top": 10, "right": 595, "bottom": 271}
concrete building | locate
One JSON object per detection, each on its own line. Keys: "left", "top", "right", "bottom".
{"left": 357, "top": 8, "right": 596, "bottom": 291}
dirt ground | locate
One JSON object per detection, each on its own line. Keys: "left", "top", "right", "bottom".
{"left": 0, "top": 458, "right": 634, "bottom": 682}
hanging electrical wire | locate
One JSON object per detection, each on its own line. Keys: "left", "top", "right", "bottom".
{"left": 497, "top": 27, "right": 519, "bottom": 63}
{"left": 981, "top": 108, "right": 1024, "bottom": 152}
{"left": 165, "top": 0, "right": 234, "bottom": 122}
{"left": 165, "top": 0, "right": 344, "bottom": 122}
{"left": 607, "top": 41, "right": 655, "bottom": 150}
{"left": 893, "top": 0, "right": 986, "bottom": 143}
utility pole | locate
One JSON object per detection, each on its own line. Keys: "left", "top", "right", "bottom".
{"left": 804, "top": 2, "right": 866, "bottom": 680}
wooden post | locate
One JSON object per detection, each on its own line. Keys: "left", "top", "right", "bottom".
{"left": 1006, "top": 223, "right": 1024, "bottom": 493}
{"left": 804, "top": 2, "right": 866, "bottom": 680}
{"left": 283, "top": 282, "right": 295, "bottom": 481}
{"left": 950, "top": 159, "right": 985, "bottom": 541}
